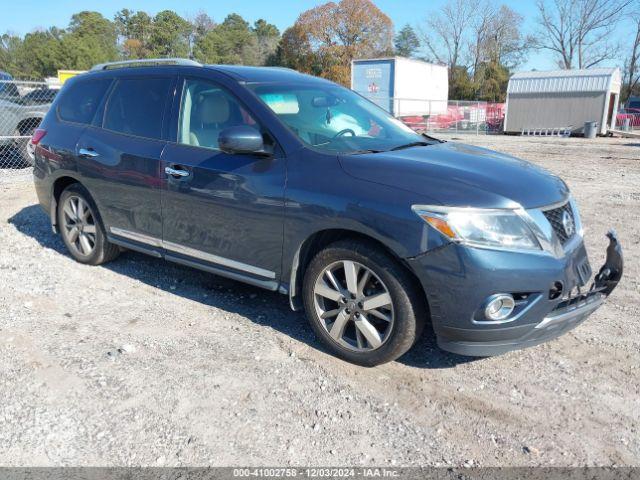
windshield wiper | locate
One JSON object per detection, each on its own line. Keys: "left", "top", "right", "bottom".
{"left": 422, "top": 133, "right": 445, "bottom": 143}
{"left": 348, "top": 149, "right": 384, "bottom": 155}
{"left": 389, "top": 141, "right": 432, "bottom": 151}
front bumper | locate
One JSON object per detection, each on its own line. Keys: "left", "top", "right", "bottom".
{"left": 407, "top": 231, "right": 623, "bottom": 357}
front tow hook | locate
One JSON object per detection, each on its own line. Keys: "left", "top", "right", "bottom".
{"left": 593, "top": 230, "right": 624, "bottom": 296}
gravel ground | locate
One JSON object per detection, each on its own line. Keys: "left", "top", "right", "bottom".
{"left": 0, "top": 135, "right": 638, "bottom": 467}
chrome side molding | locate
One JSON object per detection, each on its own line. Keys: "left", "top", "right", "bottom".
{"left": 110, "top": 227, "right": 162, "bottom": 248}
{"left": 109, "top": 227, "right": 275, "bottom": 279}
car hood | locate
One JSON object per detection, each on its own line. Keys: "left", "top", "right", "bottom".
{"left": 338, "top": 142, "right": 569, "bottom": 209}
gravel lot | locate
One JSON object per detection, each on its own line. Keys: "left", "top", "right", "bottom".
{"left": 0, "top": 135, "right": 638, "bottom": 467}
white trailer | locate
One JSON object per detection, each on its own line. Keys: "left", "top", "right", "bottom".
{"left": 351, "top": 57, "right": 448, "bottom": 117}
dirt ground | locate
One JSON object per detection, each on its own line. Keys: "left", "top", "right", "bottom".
{"left": 0, "top": 135, "right": 638, "bottom": 467}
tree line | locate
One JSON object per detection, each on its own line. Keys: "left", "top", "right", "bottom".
{"left": 1, "top": 0, "right": 638, "bottom": 102}
{"left": 0, "top": 10, "right": 281, "bottom": 77}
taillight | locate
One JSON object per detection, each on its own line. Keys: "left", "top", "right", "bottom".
{"left": 31, "top": 128, "right": 47, "bottom": 145}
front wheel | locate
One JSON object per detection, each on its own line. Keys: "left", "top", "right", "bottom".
{"left": 303, "top": 239, "right": 426, "bottom": 366}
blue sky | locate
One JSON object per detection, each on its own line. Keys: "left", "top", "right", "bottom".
{"left": 0, "top": 0, "right": 631, "bottom": 71}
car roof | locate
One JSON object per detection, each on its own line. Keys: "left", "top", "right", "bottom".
{"left": 86, "top": 59, "right": 332, "bottom": 86}
{"left": 203, "top": 65, "right": 329, "bottom": 85}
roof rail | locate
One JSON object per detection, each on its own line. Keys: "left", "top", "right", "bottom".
{"left": 266, "top": 66, "right": 298, "bottom": 73}
{"left": 91, "top": 58, "right": 202, "bottom": 71}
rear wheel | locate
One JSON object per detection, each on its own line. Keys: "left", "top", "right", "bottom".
{"left": 57, "top": 184, "right": 120, "bottom": 265}
{"left": 303, "top": 239, "right": 425, "bottom": 366}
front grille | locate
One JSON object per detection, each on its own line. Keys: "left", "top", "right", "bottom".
{"left": 542, "top": 202, "right": 575, "bottom": 244}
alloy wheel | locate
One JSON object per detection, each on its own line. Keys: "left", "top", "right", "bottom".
{"left": 313, "top": 260, "right": 394, "bottom": 352}
{"left": 62, "top": 195, "right": 97, "bottom": 256}
{"left": 13, "top": 128, "right": 35, "bottom": 165}
{"left": 25, "top": 138, "right": 35, "bottom": 163}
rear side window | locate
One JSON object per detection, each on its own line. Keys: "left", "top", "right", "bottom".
{"left": 103, "top": 77, "right": 172, "bottom": 140}
{"left": 57, "top": 79, "right": 111, "bottom": 124}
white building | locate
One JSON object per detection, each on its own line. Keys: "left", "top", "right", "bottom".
{"left": 351, "top": 57, "right": 449, "bottom": 117}
{"left": 504, "top": 68, "right": 621, "bottom": 135}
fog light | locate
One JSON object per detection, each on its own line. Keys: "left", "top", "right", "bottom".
{"left": 484, "top": 294, "right": 515, "bottom": 321}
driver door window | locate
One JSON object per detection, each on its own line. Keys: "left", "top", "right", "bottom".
{"left": 178, "top": 79, "right": 258, "bottom": 150}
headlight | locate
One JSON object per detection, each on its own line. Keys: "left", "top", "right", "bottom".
{"left": 412, "top": 205, "right": 542, "bottom": 251}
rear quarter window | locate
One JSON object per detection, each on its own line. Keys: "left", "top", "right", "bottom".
{"left": 103, "top": 77, "right": 172, "bottom": 140}
{"left": 57, "top": 78, "right": 112, "bottom": 124}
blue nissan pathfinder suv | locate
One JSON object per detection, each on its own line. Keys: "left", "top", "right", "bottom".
{"left": 32, "top": 59, "right": 623, "bottom": 366}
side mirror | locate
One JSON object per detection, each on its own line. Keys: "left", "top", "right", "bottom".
{"left": 218, "top": 126, "right": 268, "bottom": 156}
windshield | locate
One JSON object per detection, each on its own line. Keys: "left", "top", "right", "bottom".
{"left": 248, "top": 82, "right": 427, "bottom": 154}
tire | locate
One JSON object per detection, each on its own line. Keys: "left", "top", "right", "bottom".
{"left": 13, "top": 126, "right": 36, "bottom": 167}
{"left": 303, "top": 239, "right": 426, "bottom": 366}
{"left": 57, "top": 184, "right": 120, "bottom": 265}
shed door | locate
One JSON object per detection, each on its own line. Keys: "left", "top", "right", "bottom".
{"left": 607, "top": 94, "right": 616, "bottom": 130}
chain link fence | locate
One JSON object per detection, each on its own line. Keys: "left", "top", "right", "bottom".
{"left": 358, "top": 95, "right": 506, "bottom": 136}
{"left": 397, "top": 100, "right": 506, "bottom": 135}
{"left": 0, "top": 79, "right": 57, "bottom": 178}
{"left": 615, "top": 111, "right": 640, "bottom": 131}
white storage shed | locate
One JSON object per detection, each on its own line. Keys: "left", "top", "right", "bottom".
{"left": 504, "top": 68, "right": 621, "bottom": 135}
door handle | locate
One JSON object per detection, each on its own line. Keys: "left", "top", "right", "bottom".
{"left": 165, "top": 166, "right": 190, "bottom": 178}
{"left": 79, "top": 148, "right": 99, "bottom": 158}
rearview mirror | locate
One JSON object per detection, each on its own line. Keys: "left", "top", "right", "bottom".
{"left": 311, "top": 96, "right": 340, "bottom": 108}
{"left": 218, "top": 126, "right": 268, "bottom": 156}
